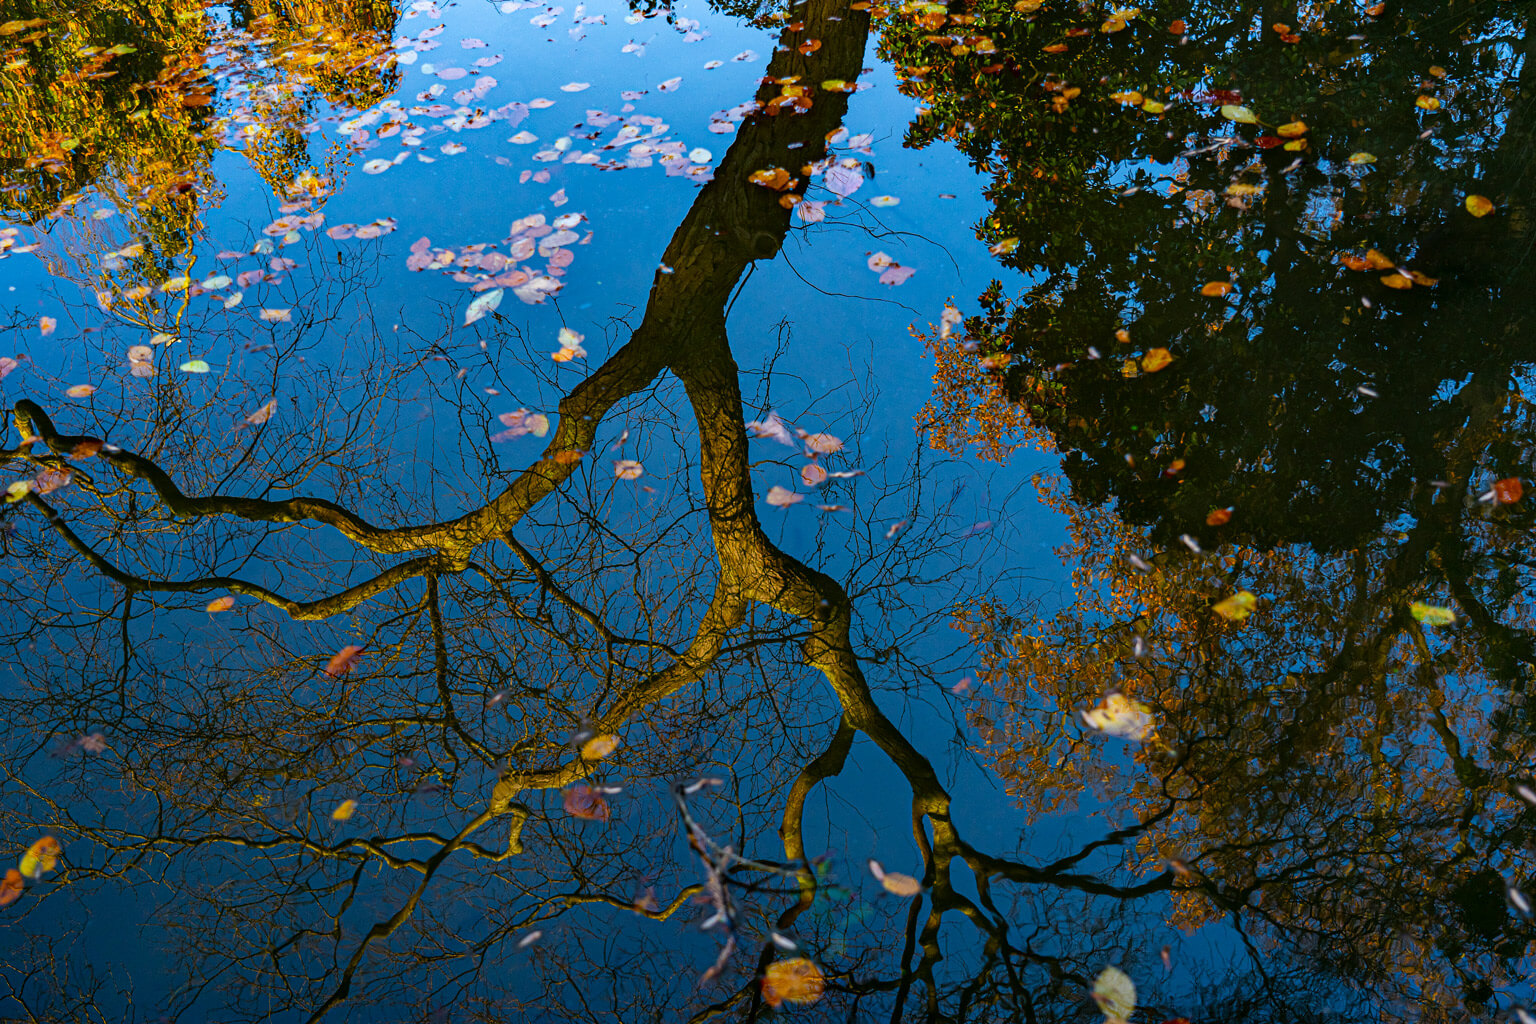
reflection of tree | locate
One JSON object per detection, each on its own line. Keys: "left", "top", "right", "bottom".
{"left": 3, "top": 3, "right": 1529, "bottom": 1024}
{"left": 962, "top": 459, "right": 1536, "bottom": 1020}
{"left": 896, "top": 0, "right": 1536, "bottom": 553}
{"left": 0, "top": 0, "right": 398, "bottom": 305}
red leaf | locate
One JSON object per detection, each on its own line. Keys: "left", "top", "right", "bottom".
{"left": 562, "top": 785, "right": 611, "bottom": 822}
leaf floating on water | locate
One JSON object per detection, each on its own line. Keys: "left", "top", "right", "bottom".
{"left": 1213, "top": 590, "right": 1258, "bottom": 621}
{"left": 464, "top": 288, "right": 504, "bottom": 326}
{"left": 761, "top": 958, "right": 825, "bottom": 1007}
{"left": 1200, "top": 281, "right": 1233, "bottom": 297}
{"left": 1466, "top": 194, "right": 1494, "bottom": 217}
{"left": 613, "top": 460, "right": 644, "bottom": 480}
{"left": 766, "top": 485, "right": 803, "bottom": 507}
{"left": 1091, "top": 966, "right": 1136, "bottom": 1024}
{"left": 1348, "top": 151, "right": 1377, "bottom": 164}
{"left": 563, "top": 784, "right": 611, "bottom": 821}
{"left": 38, "top": 316, "right": 55, "bottom": 336}
{"left": 1219, "top": 104, "right": 1257, "bottom": 123}
{"left": 1491, "top": 477, "right": 1524, "bottom": 504}
{"left": 332, "top": 800, "right": 358, "bottom": 822}
{"left": 245, "top": 400, "right": 278, "bottom": 426}
{"left": 18, "top": 836, "right": 60, "bottom": 880}
{"left": 0, "top": 869, "right": 21, "bottom": 908}
{"left": 1141, "top": 348, "right": 1174, "bottom": 373}
{"left": 868, "top": 860, "right": 923, "bottom": 896}
{"left": 180, "top": 359, "right": 211, "bottom": 374}
{"left": 581, "top": 734, "right": 620, "bottom": 760}
{"left": 1410, "top": 601, "right": 1456, "bottom": 627}
{"left": 324, "top": 645, "right": 366, "bottom": 677}
{"left": 66, "top": 384, "right": 94, "bottom": 398}
{"left": 205, "top": 596, "right": 235, "bottom": 613}
{"left": 801, "top": 432, "right": 843, "bottom": 454}
{"left": 1080, "top": 693, "right": 1154, "bottom": 741}
{"left": 1205, "top": 507, "right": 1233, "bottom": 526}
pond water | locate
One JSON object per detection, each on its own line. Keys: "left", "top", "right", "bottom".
{"left": 1, "top": 0, "right": 1534, "bottom": 1021}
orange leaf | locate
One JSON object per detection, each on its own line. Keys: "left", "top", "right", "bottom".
{"left": 1141, "top": 348, "right": 1174, "bottom": 373}
{"left": 324, "top": 645, "right": 365, "bottom": 678}
{"left": 205, "top": 596, "right": 235, "bottom": 613}
{"left": 1465, "top": 194, "right": 1494, "bottom": 217}
{"left": 797, "top": 38, "right": 821, "bottom": 53}
{"left": 762, "top": 958, "right": 825, "bottom": 1007}
{"left": 1493, "top": 478, "right": 1524, "bottom": 505}
{"left": 1364, "top": 248, "right": 1395, "bottom": 270}
{"left": 1340, "top": 254, "right": 1370, "bottom": 271}
{"left": 1200, "top": 281, "right": 1233, "bottom": 297}
{"left": 0, "top": 869, "right": 21, "bottom": 907}
{"left": 1380, "top": 272, "right": 1412, "bottom": 289}
{"left": 1205, "top": 507, "right": 1233, "bottom": 526}
{"left": 1042, "top": 42, "right": 1069, "bottom": 52}
{"left": 1167, "top": 19, "right": 1185, "bottom": 33}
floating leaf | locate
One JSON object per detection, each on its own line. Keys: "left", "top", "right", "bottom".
{"left": 65, "top": 384, "right": 95, "bottom": 398}
{"left": 563, "top": 784, "right": 611, "bottom": 821}
{"left": 1080, "top": 693, "right": 1154, "bottom": 741}
{"left": 1200, "top": 281, "right": 1233, "bottom": 297}
{"left": 761, "top": 958, "right": 825, "bottom": 1007}
{"left": 581, "top": 734, "right": 620, "bottom": 760}
{"left": 1349, "top": 151, "right": 1377, "bottom": 164}
{"left": 244, "top": 399, "right": 278, "bottom": 425}
{"left": 1141, "top": 348, "right": 1174, "bottom": 373}
{"left": 33, "top": 468, "right": 70, "bottom": 494}
{"left": 1092, "top": 966, "right": 1136, "bottom": 1024}
{"left": 613, "top": 460, "right": 644, "bottom": 480}
{"left": 1494, "top": 477, "right": 1524, "bottom": 505}
{"left": 1213, "top": 590, "right": 1258, "bottom": 621}
{"left": 18, "top": 836, "right": 60, "bottom": 880}
{"left": 801, "top": 463, "right": 828, "bottom": 487}
{"left": 1205, "top": 507, "right": 1233, "bottom": 526}
{"left": 180, "top": 359, "right": 210, "bottom": 374}
{"left": 465, "top": 288, "right": 504, "bottom": 325}
{"left": 324, "top": 644, "right": 365, "bottom": 677}
{"left": 868, "top": 860, "right": 923, "bottom": 896}
{"left": 0, "top": 869, "right": 21, "bottom": 907}
{"left": 765, "top": 485, "right": 803, "bottom": 507}
{"left": 1275, "top": 120, "right": 1307, "bottom": 137}
{"left": 332, "top": 800, "right": 358, "bottom": 822}
{"left": 38, "top": 316, "right": 55, "bottom": 336}
{"left": 1219, "top": 104, "right": 1257, "bottom": 123}
{"left": 1410, "top": 601, "right": 1456, "bottom": 627}
{"left": 1416, "top": 94, "right": 1440, "bottom": 111}
{"left": 1466, "top": 194, "right": 1494, "bottom": 217}
{"left": 206, "top": 596, "right": 235, "bottom": 613}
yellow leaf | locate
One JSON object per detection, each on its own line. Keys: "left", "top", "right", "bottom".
{"left": 1141, "top": 99, "right": 1165, "bottom": 113}
{"left": 332, "top": 800, "right": 358, "bottom": 822}
{"left": 1140, "top": 348, "right": 1174, "bottom": 373}
{"left": 1465, "top": 194, "right": 1494, "bottom": 217}
{"left": 581, "top": 734, "right": 621, "bottom": 760}
{"left": 1410, "top": 601, "right": 1456, "bottom": 626}
{"left": 1349, "top": 151, "right": 1377, "bottom": 164}
{"left": 1275, "top": 120, "right": 1307, "bottom": 137}
{"left": 1219, "top": 104, "right": 1257, "bottom": 123}
{"left": 1092, "top": 966, "right": 1136, "bottom": 1023}
{"left": 205, "top": 596, "right": 235, "bottom": 613}
{"left": 762, "top": 959, "right": 825, "bottom": 1007}
{"left": 18, "top": 836, "right": 60, "bottom": 880}
{"left": 1213, "top": 591, "right": 1258, "bottom": 621}
{"left": 1080, "top": 693, "right": 1154, "bottom": 741}
{"left": 1380, "top": 272, "right": 1412, "bottom": 289}
{"left": 1109, "top": 90, "right": 1143, "bottom": 106}
{"left": 1416, "top": 94, "right": 1440, "bottom": 111}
